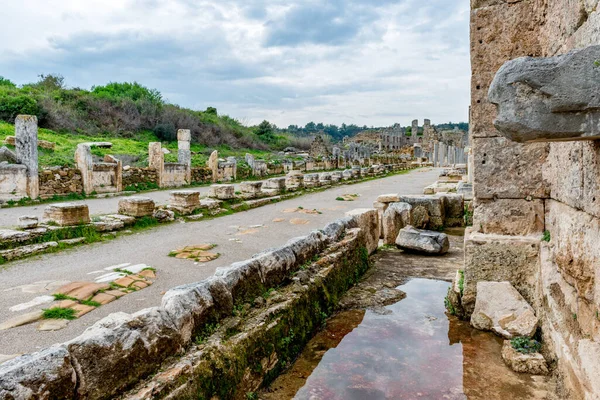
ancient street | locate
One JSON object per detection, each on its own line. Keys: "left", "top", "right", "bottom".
{"left": 0, "top": 168, "right": 438, "bottom": 356}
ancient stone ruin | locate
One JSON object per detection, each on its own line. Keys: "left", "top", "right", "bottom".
{"left": 0, "top": 116, "right": 38, "bottom": 201}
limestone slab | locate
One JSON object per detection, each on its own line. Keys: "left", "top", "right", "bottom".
{"left": 43, "top": 203, "right": 90, "bottom": 226}
{"left": 118, "top": 197, "right": 155, "bottom": 217}
{"left": 473, "top": 198, "right": 544, "bottom": 236}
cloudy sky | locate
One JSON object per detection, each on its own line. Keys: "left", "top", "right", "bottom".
{"left": 0, "top": 0, "right": 470, "bottom": 127}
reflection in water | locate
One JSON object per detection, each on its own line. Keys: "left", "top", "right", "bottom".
{"left": 264, "top": 278, "right": 554, "bottom": 400}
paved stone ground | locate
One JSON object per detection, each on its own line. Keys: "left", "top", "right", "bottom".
{"left": 0, "top": 168, "right": 439, "bottom": 355}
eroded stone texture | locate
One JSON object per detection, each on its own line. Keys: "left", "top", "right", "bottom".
{"left": 397, "top": 195, "right": 445, "bottom": 230}
{"left": 208, "top": 184, "right": 235, "bottom": 200}
{"left": 463, "top": 229, "right": 540, "bottom": 315}
{"left": 118, "top": 197, "right": 155, "bottom": 217}
{"left": 207, "top": 150, "right": 219, "bottom": 183}
{"left": 43, "top": 203, "right": 90, "bottom": 226}
{"left": 471, "top": 281, "right": 539, "bottom": 339}
{"left": 395, "top": 226, "right": 449, "bottom": 255}
{"left": 382, "top": 202, "right": 412, "bottom": 246}
{"left": 15, "top": 115, "right": 39, "bottom": 199}
{"left": 473, "top": 198, "right": 544, "bottom": 236}
{"left": 501, "top": 341, "right": 548, "bottom": 375}
{"left": 345, "top": 208, "right": 380, "bottom": 255}
{"left": 240, "top": 181, "right": 264, "bottom": 199}
{"left": 437, "top": 193, "right": 464, "bottom": 228}
{"left": 0, "top": 345, "right": 76, "bottom": 399}
{"left": 169, "top": 190, "right": 200, "bottom": 214}
{"left": 489, "top": 45, "right": 600, "bottom": 143}
{"left": 473, "top": 137, "right": 549, "bottom": 199}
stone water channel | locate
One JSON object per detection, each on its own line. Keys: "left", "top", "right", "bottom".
{"left": 261, "top": 232, "right": 556, "bottom": 400}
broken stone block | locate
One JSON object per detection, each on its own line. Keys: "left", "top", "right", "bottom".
{"left": 471, "top": 281, "right": 538, "bottom": 339}
{"left": 345, "top": 208, "right": 380, "bottom": 255}
{"left": 462, "top": 229, "right": 540, "bottom": 315}
{"left": 303, "top": 173, "right": 320, "bottom": 188}
{"left": 43, "top": 203, "right": 90, "bottom": 226}
{"left": 397, "top": 195, "right": 445, "bottom": 230}
{"left": 0, "top": 146, "right": 17, "bottom": 163}
{"left": 319, "top": 172, "right": 332, "bottom": 185}
{"left": 18, "top": 215, "right": 38, "bottom": 229}
{"left": 382, "top": 202, "right": 412, "bottom": 246}
{"left": 331, "top": 171, "right": 343, "bottom": 182}
{"left": 169, "top": 190, "right": 200, "bottom": 214}
{"left": 473, "top": 198, "right": 544, "bottom": 236}
{"left": 208, "top": 184, "right": 235, "bottom": 200}
{"left": 489, "top": 45, "right": 600, "bottom": 143}
{"left": 377, "top": 194, "right": 400, "bottom": 204}
{"left": 342, "top": 169, "right": 353, "bottom": 180}
{"left": 0, "top": 345, "right": 76, "bottom": 398}
{"left": 118, "top": 197, "right": 155, "bottom": 218}
{"left": 154, "top": 209, "right": 175, "bottom": 223}
{"left": 0, "top": 242, "right": 59, "bottom": 261}
{"left": 501, "top": 340, "right": 548, "bottom": 375}
{"left": 285, "top": 171, "right": 304, "bottom": 190}
{"left": 436, "top": 193, "right": 464, "bottom": 228}
{"left": 239, "top": 181, "right": 263, "bottom": 199}
{"left": 38, "top": 319, "right": 69, "bottom": 332}
{"left": 395, "top": 226, "right": 449, "bottom": 255}
{"left": 457, "top": 181, "right": 473, "bottom": 200}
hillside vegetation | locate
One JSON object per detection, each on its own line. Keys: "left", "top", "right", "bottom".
{"left": 0, "top": 121, "right": 275, "bottom": 168}
{"left": 0, "top": 74, "right": 279, "bottom": 150}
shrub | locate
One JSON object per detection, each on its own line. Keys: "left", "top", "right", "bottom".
{"left": 0, "top": 95, "right": 40, "bottom": 122}
{"left": 153, "top": 122, "right": 177, "bottom": 141}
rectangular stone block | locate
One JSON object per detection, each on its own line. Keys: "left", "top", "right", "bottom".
{"left": 169, "top": 191, "right": 200, "bottom": 214}
{"left": 397, "top": 195, "right": 445, "bottom": 230}
{"left": 437, "top": 193, "right": 464, "bottom": 228}
{"left": 208, "top": 184, "right": 235, "bottom": 200}
{"left": 43, "top": 203, "right": 90, "bottom": 226}
{"left": 473, "top": 198, "right": 544, "bottom": 236}
{"left": 463, "top": 229, "right": 540, "bottom": 315}
{"left": 473, "top": 137, "right": 549, "bottom": 199}
{"left": 118, "top": 197, "right": 155, "bottom": 217}
{"left": 239, "top": 181, "right": 263, "bottom": 199}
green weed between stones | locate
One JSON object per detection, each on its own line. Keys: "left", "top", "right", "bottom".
{"left": 458, "top": 270, "right": 465, "bottom": 297}
{"left": 511, "top": 336, "right": 542, "bottom": 354}
{"left": 542, "top": 230, "right": 551, "bottom": 242}
{"left": 444, "top": 294, "right": 456, "bottom": 315}
{"left": 42, "top": 307, "right": 77, "bottom": 320}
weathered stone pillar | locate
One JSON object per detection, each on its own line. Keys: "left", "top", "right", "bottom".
{"left": 433, "top": 142, "right": 439, "bottom": 167}
{"left": 440, "top": 143, "right": 447, "bottom": 167}
{"left": 15, "top": 115, "right": 39, "bottom": 199}
{"left": 177, "top": 129, "right": 191, "bottom": 184}
{"left": 412, "top": 119, "right": 418, "bottom": 137}
{"left": 148, "top": 142, "right": 164, "bottom": 187}
{"left": 207, "top": 150, "right": 218, "bottom": 183}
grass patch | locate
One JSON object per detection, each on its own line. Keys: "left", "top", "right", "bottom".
{"left": 52, "top": 293, "right": 77, "bottom": 301}
{"left": 42, "top": 307, "right": 77, "bottom": 320}
{"left": 80, "top": 300, "right": 101, "bottom": 307}
{"left": 458, "top": 270, "right": 465, "bottom": 297}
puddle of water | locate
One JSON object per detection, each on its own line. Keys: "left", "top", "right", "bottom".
{"left": 263, "top": 278, "right": 554, "bottom": 400}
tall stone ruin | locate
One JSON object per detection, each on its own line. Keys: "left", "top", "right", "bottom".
{"left": 466, "top": 2, "right": 600, "bottom": 398}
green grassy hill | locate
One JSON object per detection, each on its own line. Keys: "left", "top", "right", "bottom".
{"left": 0, "top": 121, "right": 274, "bottom": 168}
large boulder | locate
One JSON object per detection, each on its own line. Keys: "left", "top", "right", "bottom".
{"left": 382, "top": 202, "right": 412, "bottom": 246}
{"left": 395, "top": 226, "right": 449, "bottom": 255}
{"left": 470, "top": 281, "right": 538, "bottom": 339}
{"left": 489, "top": 45, "right": 600, "bottom": 142}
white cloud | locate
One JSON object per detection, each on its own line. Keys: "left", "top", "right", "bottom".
{"left": 0, "top": 0, "right": 470, "bottom": 128}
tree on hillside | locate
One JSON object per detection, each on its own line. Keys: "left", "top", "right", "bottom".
{"left": 256, "top": 120, "right": 274, "bottom": 137}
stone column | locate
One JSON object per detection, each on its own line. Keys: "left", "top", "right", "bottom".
{"left": 440, "top": 143, "right": 447, "bottom": 167}
{"left": 177, "top": 129, "right": 191, "bottom": 184}
{"left": 15, "top": 115, "right": 39, "bottom": 199}
{"left": 207, "top": 150, "right": 219, "bottom": 183}
{"left": 148, "top": 142, "right": 164, "bottom": 187}
{"left": 227, "top": 156, "right": 237, "bottom": 181}
{"left": 75, "top": 144, "right": 93, "bottom": 194}
{"left": 433, "top": 142, "right": 439, "bottom": 167}
{"left": 412, "top": 119, "right": 418, "bottom": 138}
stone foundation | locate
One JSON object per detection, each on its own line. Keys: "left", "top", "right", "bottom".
{"left": 118, "top": 197, "right": 155, "bottom": 217}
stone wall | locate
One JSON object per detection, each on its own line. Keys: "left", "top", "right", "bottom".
{"left": 468, "top": 1, "right": 600, "bottom": 398}
{"left": 122, "top": 167, "right": 159, "bottom": 189}
{"left": 191, "top": 166, "right": 212, "bottom": 184}
{"left": 38, "top": 168, "right": 83, "bottom": 198}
